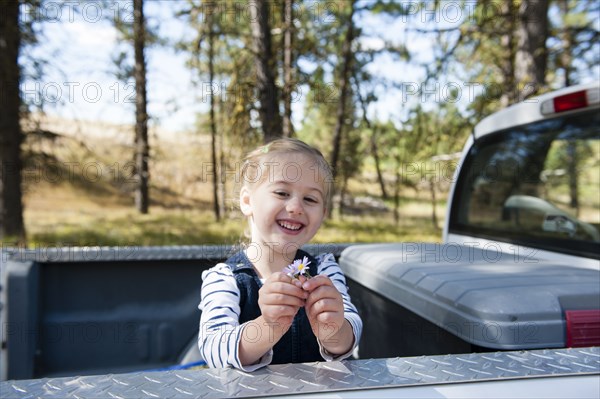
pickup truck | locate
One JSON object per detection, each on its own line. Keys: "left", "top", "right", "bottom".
{"left": 1, "top": 82, "right": 599, "bottom": 397}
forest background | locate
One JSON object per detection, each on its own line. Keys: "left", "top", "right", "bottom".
{"left": 0, "top": 0, "right": 598, "bottom": 248}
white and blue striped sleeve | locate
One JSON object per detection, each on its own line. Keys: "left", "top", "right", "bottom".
{"left": 315, "top": 253, "right": 363, "bottom": 361}
{"left": 198, "top": 263, "right": 272, "bottom": 371}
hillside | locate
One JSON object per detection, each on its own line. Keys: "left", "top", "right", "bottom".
{"left": 19, "top": 115, "right": 444, "bottom": 247}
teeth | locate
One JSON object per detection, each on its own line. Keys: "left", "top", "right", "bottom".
{"left": 279, "top": 221, "right": 302, "bottom": 230}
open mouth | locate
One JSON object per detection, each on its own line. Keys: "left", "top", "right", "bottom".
{"left": 277, "top": 220, "right": 305, "bottom": 232}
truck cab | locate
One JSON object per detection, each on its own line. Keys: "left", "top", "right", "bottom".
{"left": 446, "top": 82, "right": 600, "bottom": 266}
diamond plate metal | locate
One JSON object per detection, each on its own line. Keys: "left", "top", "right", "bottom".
{"left": 2, "top": 347, "right": 598, "bottom": 398}
{"left": 1, "top": 244, "right": 350, "bottom": 264}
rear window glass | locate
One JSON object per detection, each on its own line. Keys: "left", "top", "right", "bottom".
{"left": 450, "top": 109, "right": 600, "bottom": 258}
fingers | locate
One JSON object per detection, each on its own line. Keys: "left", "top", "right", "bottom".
{"left": 305, "top": 294, "right": 342, "bottom": 315}
{"left": 305, "top": 291, "right": 343, "bottom": 319}
{"left": 301, "top": 274, "right": 334, "bottom": 292}
{"left": 264, "top": 272, "right": 308, "bottom": 300}
{"left": 304, "top": 298, "right": 344, "bottom": 340}
{"left": 259, "top": 272, "right": 308, "bottom": 324}
{"left": 262, "top": 304, "right": 299, "bottom": 321}
{"left": 261, "top": 272, "right": 344, "bottom": 317}
{"left": 296, "top": 274, "right": 308, "bottom": 286}
{"left": 262, "top": 292, "right": 305, "bottom": 308}
{"left": 269, "top": 271, "right": 297, "bottom": 283}
{"left": 258, "top": 294, "right": 301, "bottom": 325}
{"left": 303, "top": 277, "right": 339, "bottom": 308}
{"left": 302, "top": 276, "right": 344, "bottom": 331}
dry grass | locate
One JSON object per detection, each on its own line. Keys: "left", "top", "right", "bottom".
{"left": 17, "top": 115, "right": 444, "bottom": 248}
{"left": 24, "top": 183, "right": 443, "bottom": 247}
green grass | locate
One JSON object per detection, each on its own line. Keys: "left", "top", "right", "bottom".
{"left": 25, "top": 206, "right": 442, "bottom": 248}
{"left": 316, "top": 215, "right": 442, "bottom": 243}
{"left": 27, "top": 209, "right": 245, "bottom": 247}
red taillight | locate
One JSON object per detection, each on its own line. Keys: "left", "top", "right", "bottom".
{"left": 553, "top": 91, "right": 588, "bottom": 112}
{"left": 540, "top": 87, "right": 600, "bottom": 115}
{"left": 565, "top": 309, "right": 600, "bottom": 347}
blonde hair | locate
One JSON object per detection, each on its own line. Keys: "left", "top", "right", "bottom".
{"left": 240, "top": 138, "right": 333, "bottom": 207}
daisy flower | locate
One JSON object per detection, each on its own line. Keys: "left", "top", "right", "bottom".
{"left": 284, "top": 256, "right": 312, "bottom": 279}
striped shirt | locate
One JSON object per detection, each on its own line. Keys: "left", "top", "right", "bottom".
{"left": 198, "top": 253, "right": 362, "bottom": 371}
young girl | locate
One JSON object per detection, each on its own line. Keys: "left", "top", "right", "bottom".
{"left": 198, "top": 138, "right": 362, "bottom": 370}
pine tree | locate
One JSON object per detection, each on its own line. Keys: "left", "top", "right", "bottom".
{"left": 0, "top": 0, "right": 26, "bottom": 242}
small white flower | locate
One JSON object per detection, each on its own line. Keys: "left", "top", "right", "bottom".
{"left": 283, "top": 256, "right": 312, "bottom": 279}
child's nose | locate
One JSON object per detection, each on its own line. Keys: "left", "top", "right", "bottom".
{"left": 286, "top": 197, "right": 304, "bottom": 214}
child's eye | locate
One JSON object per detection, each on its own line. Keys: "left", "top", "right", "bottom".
{"left": 274, "top": 191, "right": 289, "bottom": 198}
{"left": 304, "top": 197, "right": 319, "bottom": 204}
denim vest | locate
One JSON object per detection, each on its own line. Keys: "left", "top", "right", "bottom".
{"left": 223, "top": 250, "right": 324, "bottom": 364}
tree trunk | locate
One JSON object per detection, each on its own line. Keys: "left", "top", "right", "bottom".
{"left": 429, "top": 177, "right": 438, "bottom": 229}
{"left": 133, "top": 0, "right": 149, "bottom": 214}
{"left": 393, "top": 153, "right": 401, "bottom": 225}
{"left": 249, "top": 0, "right": 283, "bottom": 143}
{"left": 339, "top": 175, "right": 349, "bottom": 220}
{"left": 567, "top": 141, "right": 579, "bottom": 216}
{"left": 208, "top": 14, "right": 221, "bottom": 221}
{"left": 371, "top": 127, "right": 388, "bottom": 200}
{"left": 558, "top": 0, "right": 573, "bottom": 87}
{"left": 219, "top": 97, "right": 227, "bottom": 218}
{"left": 499, "top": 1, "right": 517, "bottom": 107}
{"left": 558, "top": 0, "right": 579, "bottom": 217}
{"left": 329, "top": 0, "right": 355, "bottom": 213}
{"left": 282, "top": 0, "right": 294, "bottom": 138}
{"left": 353, "top": 72, "right": 387, "bottom": 200}
{"left": 0, "top": 0, "right": 26, "bottom": 242}
{"left": 515, "top": 0, "right": 549, "bottom": 98}
{"left": 218, "top": 94, "right": 227, "bottom": 217}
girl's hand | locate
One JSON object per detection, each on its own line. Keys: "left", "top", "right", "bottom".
{"left": 302, "top": 275, "right": 345, "bottom": 343}
{"left": 258, "top": 272, "right": 307, "bottom": 328}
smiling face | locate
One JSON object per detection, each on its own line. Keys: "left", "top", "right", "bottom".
{"left": 240, "top": 153, "right": 327, "bottom": 258}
